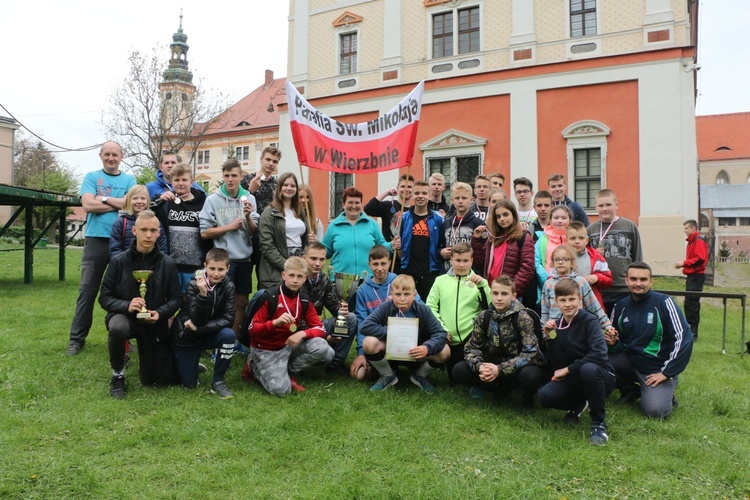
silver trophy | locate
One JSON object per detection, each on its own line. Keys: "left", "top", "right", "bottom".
{"left": 330, "top": 268, "right": 366, "bottom": 337}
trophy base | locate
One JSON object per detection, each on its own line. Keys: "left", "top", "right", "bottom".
{"left": 136, "top": 311, "right": 151, "bottom": 320}
{"left": 332, "top": 324, "right": 349, "bottom": 338}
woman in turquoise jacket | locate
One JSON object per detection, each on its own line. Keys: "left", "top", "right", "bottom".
{"left": 322, "top": 187, "right": 399, "bottom": 276}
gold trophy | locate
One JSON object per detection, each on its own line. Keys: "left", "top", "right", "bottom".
{"left": 329, "top": 269, "right": 365, "bottom": 337}
{"left": 132, "top": 270, "right": 154, "bottom": 319}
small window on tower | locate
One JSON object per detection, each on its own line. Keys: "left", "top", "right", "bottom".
{"left": 181, "top": 93, "right": 188, "bottom": 101}
{"left": 165, "top": 92, "right": 173, "bottom": 100}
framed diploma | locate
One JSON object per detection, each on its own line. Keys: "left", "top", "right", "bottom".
{"left": 385, "top": 317, "right": 419, "bottom": 361}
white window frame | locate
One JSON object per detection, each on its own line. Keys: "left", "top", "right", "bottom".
{"left": 562, "top": 120, "right": 610, "bottom": 213}
{"left": 427, "top": 2, "right": 484, "bottom": 61}
{"left": 338, "top": 30, "right": 359, "bottom": 76}
{"left": 565, "top": 0, "right": 600, "bottom": 39}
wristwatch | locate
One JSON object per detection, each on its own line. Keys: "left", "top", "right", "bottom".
{"left": 101, "top": 196, "right": 109, "bottom": 204}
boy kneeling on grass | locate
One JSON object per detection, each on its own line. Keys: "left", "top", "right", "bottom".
{"left": 452, "top": 275, "right": 544, "bottom": 408}
{"left": 360, "top": 274, "right": 450, "bottom": 393}
{"left": 172, "top": 248, "right": 237, "bottom": 399}
{"left": 537, "top": 278, "right": 615, "bottom": 446}
{"left": 248, "top": 257, "right": 334, "bottom": 396}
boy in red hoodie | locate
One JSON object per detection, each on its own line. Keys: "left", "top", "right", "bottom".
{"left": 566, "top": 221, "right": 612, "bottom": 307}
{"left": 674, "top": 219, "right": 708, "bottom": 339}
{"left": 248, "top": 257, "right": 334, "bottom": 396}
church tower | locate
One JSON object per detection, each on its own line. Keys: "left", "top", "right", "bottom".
{"left": 159, "top": 12, "right": 196, "bottom": 135}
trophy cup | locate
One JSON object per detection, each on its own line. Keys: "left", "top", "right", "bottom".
{"left": 329, "top": 268, "right": 365, "bottom": 337}
{"left": 132, "top": 270, "right": 154, "bottom": 319}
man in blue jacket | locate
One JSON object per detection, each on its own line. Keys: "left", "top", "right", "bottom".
{"left": 398, "top": 180, "right": 445, "bottom": 300}
{"left": 608, "top": 262, "right": 693, "bottom": 418}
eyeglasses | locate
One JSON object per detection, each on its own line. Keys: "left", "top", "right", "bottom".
{"left": 553, "top": 258, "right": 571, "bottom": 263}
{"left": 515, "top": 189, "right": 531, "bottom": 195}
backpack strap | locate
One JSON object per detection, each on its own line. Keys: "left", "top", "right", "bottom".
{"left": 477, "top": 285, "right": 489, "bottom": 311}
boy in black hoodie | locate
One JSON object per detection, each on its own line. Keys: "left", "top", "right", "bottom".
{"left": 537, "top": 278, "right": 615, "bottom": 446}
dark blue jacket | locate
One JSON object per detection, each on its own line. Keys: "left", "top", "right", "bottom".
{"left": 610, "top": 290, "right": 693, "bottom": 378}
{"left": 553, "top": 196, "right": 590, "bottom": 226}
{"left": 360, "top": 299, "right": 447, "bottom": 356}
{"left": 147, "top": 170, "right": 205, "bottom": 201}
{"left": 399, "top": 209, "right": 445, "bottom": 273}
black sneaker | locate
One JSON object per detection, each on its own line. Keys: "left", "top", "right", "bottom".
{"left": 109, "top": 375, "right": 126, "bottom": 399}
{"left": 65, "top": 342, "right": 83, "bottom": 356}
{"left": 563, "top": 400, "right": 589, "bottom": 424}
{"left": 589, "top": 422, "right": 609, "bottom": 446}
{"left": 671, "top": 395, "right": 679, "bottom": 409}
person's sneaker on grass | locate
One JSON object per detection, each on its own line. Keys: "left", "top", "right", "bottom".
{"left": 289, "top": 376, "right": 306, "bottom": 393}
{"left": 65, "top": 342, "right": 83, "bottom": 356}
{"left": 589, "top": 423, "right": 609, "bottom": 446}
{"left": 410, "top": 374, "right": 437, "bottom": 393}
{"left": 370, "top": 373, "right": 398, "bottom": 392}
{"left": 109, "top": 375, "right": 126, "bottom": 399}
{"left": 210, "top": 381, "right": 234, "bottom": 400}
{"left": 241, "top": 358, "right": 254, "bottom": 382}
{"left": 563, "top": 400, "right": 589, "bottom": 425}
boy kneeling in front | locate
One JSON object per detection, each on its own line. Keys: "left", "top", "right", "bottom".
{"left": 248, "top": 257, "right": 334, "bottom": 396}
{"left": 360, "top": 274, "right": 450, "bottom": 392}
{"left": 452, "top": 275, "right": 544, "bottom": 408}
{"left": 537, "top": 278, "right": 615, "bottom": 446}
{"left": 172, "top": 248, "right": 237, "bottom": 399}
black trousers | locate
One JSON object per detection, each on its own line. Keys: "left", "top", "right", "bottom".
{"left": 685, "top": 274, "right": 705, "bottom": 335}
{"left": 537, "top": 362, "right": 615, "bottom": 424}
{"left": 452, "top": 361, "right": 543, "bottom": 401}
{"left": 108, "top": 314, "right": 179, "bottom": 386}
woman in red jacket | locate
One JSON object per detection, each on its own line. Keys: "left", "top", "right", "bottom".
{"left": 471, "top": 199, "right": 535, "bottom": 297}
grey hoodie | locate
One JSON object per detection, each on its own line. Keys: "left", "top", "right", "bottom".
{"left": 199, "top": 188, "right": 259, "bottom": 261}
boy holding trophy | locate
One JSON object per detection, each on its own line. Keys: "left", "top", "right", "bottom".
{"left": 301, "top": 242, "right": 358, "bottom": 375}
{"left": 99, "top": 211, "right": 181, "bottom": 399}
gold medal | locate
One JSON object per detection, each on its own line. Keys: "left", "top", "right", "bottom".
{"left": 466, "top": 282, "right": 475, "bottom": 288}
{"left": 289, "top": 324, "right": 297, "bottom": 333}
{"left": 174, "top": 198, "right": 181, "bottom": 205}
{"left": 548, "top": 329, "right": 557, "bottom": 340}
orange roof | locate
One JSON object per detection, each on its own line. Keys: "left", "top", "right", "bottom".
{"left": 202, "top": 76, "right": 286, "bottom": 137}
{"left": 696, "top": 112, "right": 750, "bottom": 161}
{"left": 67, "top": 206, "right": 86, "bottom": 221}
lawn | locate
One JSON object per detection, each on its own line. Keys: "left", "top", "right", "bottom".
{"left": 0, "top": 248, "right": 748, "bottom": 498}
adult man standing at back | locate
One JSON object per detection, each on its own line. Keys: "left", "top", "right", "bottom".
{"left": 608, "top": 262, "right": 693, "bottom": 419}
{"left": 66, "top": 141, "right": 136, "bottom": 355}
{"left": 147, "top": 151, "right": 204, "bottom": 204}
{"left": 547, "top": 173, "right": 589, "bottom": 226}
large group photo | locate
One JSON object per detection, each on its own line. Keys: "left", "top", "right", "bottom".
{"left": 1, "top": 1, "right": 749, "bottom": 498}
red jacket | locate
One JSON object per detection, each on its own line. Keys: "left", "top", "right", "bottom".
{"left": 584, "top": 246, "right": 613, "bottom": 306}
{"left": 471, "top": 231, "right": 535, "bottom": 295}
{"left": 249, "top": 288, "right": 326, "bottom": 351}
{"left": 682, "top": 232, "right": 708, "bottom": 275}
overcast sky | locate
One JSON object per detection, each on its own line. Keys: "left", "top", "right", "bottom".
{"left": 1, "top": 0, "right": 747, "bottom": 180}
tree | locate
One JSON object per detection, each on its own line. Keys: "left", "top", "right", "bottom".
{"left": 13, "top": 134, "right": 79, "bottom": 235}
{"left": 102, "top": 46, "right": 228, "bottom": 173}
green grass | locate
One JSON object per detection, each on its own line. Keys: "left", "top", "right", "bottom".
{"left": 0, "top": 249, "right": 749, "bottom": 498}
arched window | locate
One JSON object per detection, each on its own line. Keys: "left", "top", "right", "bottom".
{"left": 699, "top": 213, "right": 710, "bottom": 229}
{"left": 716, "top": 170, "right": 729, "bottom": 184}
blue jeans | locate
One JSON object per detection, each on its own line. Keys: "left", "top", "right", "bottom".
{"left": 323, "top": 313, "right": 358, "bottom": 368}
{"left": 173, "top": 327, "right": 236, "bottom": 387}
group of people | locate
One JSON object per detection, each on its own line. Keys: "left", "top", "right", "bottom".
{"left": 66, "top": 141, "right": 704, "bottom": 446}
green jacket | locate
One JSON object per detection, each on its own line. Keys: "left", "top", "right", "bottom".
{"left": 258, "top": 205, "right": 309, "bottom": 290}
{"left": 426, "top": 270, "right": 491, "bottom": 345}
